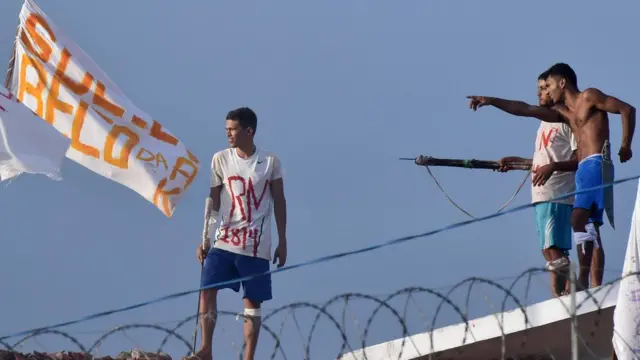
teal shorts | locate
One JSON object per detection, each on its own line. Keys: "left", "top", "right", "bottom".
{"left": 535, "top": 202, "right": 573, "bottom": 253}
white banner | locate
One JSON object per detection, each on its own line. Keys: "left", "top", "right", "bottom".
{"left": 9, "top": 0, "right": 200, "bottom": 217}
{"left": 612, "top": 179, "right": 640, "bottom": 359}
{"left": 0, "top": 85, "right": 69, "bottom": 181}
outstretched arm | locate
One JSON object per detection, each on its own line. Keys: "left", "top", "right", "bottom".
{"left": 584, "top": 87, "right": 636, "bottom": 150}
{"left": 467, "top": 96, "right": 565, "bottom": 123}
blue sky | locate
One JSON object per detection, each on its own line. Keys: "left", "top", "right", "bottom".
{"left": 0, "top": 0, "right": 639, "bottom": 358}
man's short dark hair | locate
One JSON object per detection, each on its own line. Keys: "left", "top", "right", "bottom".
{"left": 538, "top": 70, "right": 550, "bottom": 81}
{"left": 226, "top": 107, "right": 258, "bottom": 132}
{"left": 546, "top": 63, "right": 578, "bottom": 88}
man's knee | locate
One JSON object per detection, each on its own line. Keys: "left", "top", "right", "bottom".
{"left": 202, "top": 288, "right": 218, "bottom": 299}
{"left": 244, "top": 296, "right": 262, "bottom": 308}
{"left": 201, "top": 290, "right": 218, "bottom": 313}
{"left": 546, "top": 246, "right": 568, "bottom": 256}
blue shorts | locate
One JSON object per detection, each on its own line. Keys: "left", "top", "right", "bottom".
{"left": 201, "top": 248, "right": 272, "bottom": 303}
{"left": 574, "top": 154, "right": 614, "bottom": 225}
{"left": 535, "top": 202, "right": 572, "bottom": 252}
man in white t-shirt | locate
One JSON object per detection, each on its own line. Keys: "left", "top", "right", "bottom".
{"left": 468, "top": 71, "right": 585, "bottom": 297}
{"left": 186, "top": 107, "right": 288, "bottom": 360}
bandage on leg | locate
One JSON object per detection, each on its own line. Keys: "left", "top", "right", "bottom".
{"left": 574, "top": 229, "right": 597, "bottom": 254}
{"left": 585, "top": 223, "right": 600, "bottom": 249}
{"left": 545, "top": 257, "right": 570, "bottom": 271}
{"left": 236, "top": 307, "right": 262, "bottom": 322}
{"left": 244, "top": 308, "right": 261, "bottom": 317}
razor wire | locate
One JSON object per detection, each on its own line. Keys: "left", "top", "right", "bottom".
{"left": 1, "top": 173, "right": 639, "bottom": 344}
{"left": 1, "top": 174, "right": 638, "bottom": 360}
{"left": 1, "top": 268, "right": 637, "bottom": 360}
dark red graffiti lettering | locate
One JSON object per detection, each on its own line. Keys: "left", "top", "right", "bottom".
{"left": 219, "top": 227, "right": 229, "bottom": 243}
{"left": 538, "top": 128, "right": 558, "bottom": 150}
{"left": 246, "top": 178, "right": 269, "bottom": 223}
{"left": 217, "top": 226, "right": 260, "bottom": 253}
{"left": 227, "top": 175, "right": 270, "bottom": 223}
{"left": 227, "top": 176, "right": 247, "bottom": 220}
{"left": 230, "top": 227, "right": 243, "bottom": 247}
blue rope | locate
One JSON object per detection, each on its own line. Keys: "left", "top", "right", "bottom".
{"left": 2, "top": 174, "right": 638, "bottom": 340}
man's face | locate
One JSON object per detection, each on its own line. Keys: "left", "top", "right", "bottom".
{"left": 537, "top": 79, "right": 552, "bottom": 106}
{"left": 545, "top": 76, "right": 565, "bottom": 103}
{"left": 225, "top": 119, "right": 250, "bottom": 148}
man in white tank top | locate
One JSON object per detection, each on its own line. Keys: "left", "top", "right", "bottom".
{"left": 186, "top": 107, "right": 288, "bottom": 360}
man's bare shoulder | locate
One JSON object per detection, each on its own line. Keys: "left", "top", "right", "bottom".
{"left": 580, "top": 87, "right": 605, "bottom": 103}
{"left": 580, "top": 87, "right": 617, "bottom": 113}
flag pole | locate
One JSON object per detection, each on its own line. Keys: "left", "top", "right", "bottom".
{"left": 191, "top": 238, "right": 206, "bottom": 354}
{"left": 5, "top": 26, "right": 19, "bottom": 90}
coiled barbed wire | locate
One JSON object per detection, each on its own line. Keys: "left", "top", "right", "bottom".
{"left": 3, "top": 174, "right": 637, "bottom": 349}
{"left": 1, "top": 268, "right": 637, "bottom": 360}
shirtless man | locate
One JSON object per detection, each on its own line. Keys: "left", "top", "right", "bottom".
{"left": 496, "top": 70, "right": 578, "bottom": 297}
{"left": 467, "top": 63, "right": 635, "bottom": 290}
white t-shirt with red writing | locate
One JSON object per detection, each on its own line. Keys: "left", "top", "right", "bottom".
{"left": 210, "top": 147, "right": 284, "bottom": 261}
{"left": 531, "top": 122, "right": 577, "bottom": 205}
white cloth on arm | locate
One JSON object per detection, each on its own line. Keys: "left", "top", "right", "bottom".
{"left": 201, "top": 153, "right": 225, "bottom": 245}
{"left": 202, "top": 197, "right": 218, "bottom": 245}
